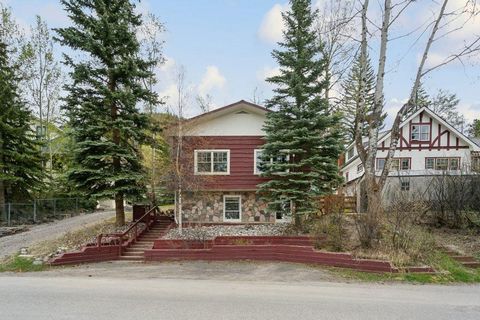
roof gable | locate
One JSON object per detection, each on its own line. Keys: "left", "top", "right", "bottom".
{"left": 378, "top": 107, "right": 479, "bottom": 151}
{"left": 185, "top": 100, "right": 268, "bottom": 136}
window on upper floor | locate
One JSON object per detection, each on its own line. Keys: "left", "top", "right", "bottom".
{"left": 472, "top": 156, "right": 480, "bottom": 173}
{"left": 194, "top": 150, "right": 229, "bottom": 175}
{"left": 391, "top": 158, "right": 410, "bottom": 171}
{"left": 254, "top": 149, "right": 265, "bottom": 175}
{"left": 426, "top": 157, "right": 460, "bottom": 171}
{"left": 36, "top": 125, "right": 46, "bottom": 139}
{"left": 254, "top": 149, "right": 289, "bottom": 175}
{"left": 411, "top": 124, "right": 430, "bottom": 141}
{"left": 347, "top": 147, "right": 354, "bottom": 160}
{"left": 376, "top": 158, "right": 386, "bottom": 171}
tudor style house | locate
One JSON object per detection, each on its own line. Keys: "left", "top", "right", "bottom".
{"left": 174, "top": 100, "right": 284, "bottom": 224}
{"left": 340, "top": 106, "right": 480, "bottom": 201}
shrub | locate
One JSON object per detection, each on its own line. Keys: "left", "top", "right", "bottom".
{"left": 312, "top": 207, "right": 348, "bottom": 252}
{"left": 382, "top": 192, "right": 435, "bottom": 266}
{"left": 429, "top": 173, "right": 480, "bottom": 229}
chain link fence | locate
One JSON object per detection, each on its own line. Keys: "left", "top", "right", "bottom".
{"left": 0, "top": 198, "right": 96, "bottom": 227}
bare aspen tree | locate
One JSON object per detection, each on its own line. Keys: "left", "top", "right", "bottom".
{"left": 21, "top": 16, "right": 63, "bottom": 171}
{"left": 251, "top": 87, "right": 264, "bottom": 105}
{"left": 196, "top": 93, "right": 213, "bottom": 113}
{"left": 315, "top": 0, "right": 357, "bottom": 102}
{"left": 352, "top": 0, "right": 480, "bottom": 246}
{"left": 173, "top": 65, "right": 189, "bottom": 233}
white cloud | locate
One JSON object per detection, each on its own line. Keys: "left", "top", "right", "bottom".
{"left": 423, "top": 52, "right": 448, "bottom": 69}
{"left": 256, "top": 66, "right": 281, "bottom": 82}
{"left": 258, "top": 3, "right": 289, "bottom": 44}
{"left": 457, "top": 103, "right": 480, "bottom": 123}
{"left": 158, "top": 83, "right": 178, "bottom": 109}
{"left": 198, "top": 66, "right": 226, "bottom": 96}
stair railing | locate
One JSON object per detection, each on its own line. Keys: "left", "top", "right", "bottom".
{"left": 96, "top": 206, "right": 161, "bottom": 256}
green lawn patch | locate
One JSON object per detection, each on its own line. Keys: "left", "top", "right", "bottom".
{"left": 0, "top": 255, "right": 48, "bottom": 273}
{"left": 330, "top": 251, "right": 480, "bottom": 284}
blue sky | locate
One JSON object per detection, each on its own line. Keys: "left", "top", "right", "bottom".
{"left": 5, "top": 0, "right": 480, "bottom": 124}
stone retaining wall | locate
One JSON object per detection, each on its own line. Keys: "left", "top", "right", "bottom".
{"left": 181, "top": 191, "right": 274, "bottom": 223}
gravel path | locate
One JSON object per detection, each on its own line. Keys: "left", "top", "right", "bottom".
{"left": 0, "top": 210, "right": 115, "bottom": 259}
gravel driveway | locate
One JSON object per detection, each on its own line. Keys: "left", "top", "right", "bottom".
{"left": 0, "top": 210, "right": 115, "bottom": 259}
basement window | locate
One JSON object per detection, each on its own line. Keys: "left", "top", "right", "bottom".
{"left": 224, "top": 195, "right": 241, "bottom": 221}
{"left": 401, "top": 181, "right": 410, "bottom": 191}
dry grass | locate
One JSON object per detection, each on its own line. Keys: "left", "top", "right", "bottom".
{"left": 314, "top": 214, "right": 435, "bottom": 267}
{"left": 432, "top": 227, "right": 480, "bottom": 256}
{"left": 29, "top": 212, "right": 132, "bottom": 258}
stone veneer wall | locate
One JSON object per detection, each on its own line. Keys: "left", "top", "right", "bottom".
{"left": 180, "top": 191, "right": 274, "bottom": 223}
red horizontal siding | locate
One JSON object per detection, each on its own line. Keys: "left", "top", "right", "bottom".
{"left": 182, "top": 136, "right": 268, "bottom": 190}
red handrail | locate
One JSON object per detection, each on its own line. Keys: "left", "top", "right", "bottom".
{"left": 96, "top": 206, "right": 160, "bottom": 253}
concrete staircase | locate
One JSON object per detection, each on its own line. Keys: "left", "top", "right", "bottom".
{"left": 118, "top": 217, "right": 173, "bottom": 261}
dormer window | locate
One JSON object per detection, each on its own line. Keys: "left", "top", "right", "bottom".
{"left": 411, "top": 124, "right": 430, "bottom": 141}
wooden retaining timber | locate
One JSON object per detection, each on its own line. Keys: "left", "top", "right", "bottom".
{"left": 50, "top": 245, "right": 121, "bottom": 265}
{"left": 441, "top": 247, "right": 480, "bottom": 269}
{"left": 51, "top": 225, "right": 435, "bottom": 274}
{"left": 146, "top": 236, "right": 435, "bottom": 274}
{"left": 50, "top": 206, "right": 171, "bottom": 266}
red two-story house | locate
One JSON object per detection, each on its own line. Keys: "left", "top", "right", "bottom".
{"left": 174, "top": 100, "right": 284, "bottom": 224}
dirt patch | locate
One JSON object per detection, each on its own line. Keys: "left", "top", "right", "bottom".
{"left": 16, "top": 212, "right": 133, "bottom": 262}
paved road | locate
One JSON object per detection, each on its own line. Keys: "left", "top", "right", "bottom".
{"left": 0, "top": 276, "right": 479, "bottom": 320}
{"left": 0, "top": 210, "right": 115, "bottom": 258}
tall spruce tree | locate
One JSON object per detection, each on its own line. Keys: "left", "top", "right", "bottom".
{"left": 339, "top": 52, "right": 379, "bottom": 142}
{"left": 0, "top": 37, "right": 44, "bottom": 218}
{"left": 258, "top": 0, "right": 342, "bottom": 227}
{"left": 55, "top": 0, "right": 158, "bottom": 226}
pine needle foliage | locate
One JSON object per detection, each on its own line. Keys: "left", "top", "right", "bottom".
{"left": 55, "top": 0, "right": 158, "bottom": 225}
{"left": 258, "top": 0, "right": 343, "bottom": 226}
{"left": 0, "top": 38, "right": 44, "bottom": 203}
{"left": 339, "top": 52, "right": 383, "bottom": 142}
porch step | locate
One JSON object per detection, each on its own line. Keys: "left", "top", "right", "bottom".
{"left": 118, "top": 221, "right": 172, "bottom": 260}
{"left": 118, "top": 256, "right": 143, "bottom": 261}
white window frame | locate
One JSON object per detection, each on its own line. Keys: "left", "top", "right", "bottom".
{"left": 223, "top": 195, "right": 242, "bottom": 222}
{"left": 376, "top": 158, "right": 386, "bottom": 171}
{"left": 426, "top": 158, "right": 435, "bottom": 170}
{"left": 254, "top": 149, "right": 290, "bottom": 175}
{"left": 401, "top": 181, "right": 410, "bottom": 191}
{"left": 411, "top": 124, "right": 430, "bottom": 141}
{"left": 194, "top": 149, "right": 230, "bottom": 175}
{"left": 347, "top": 147, "right": 354, "bottom": 160}
{"left": 400, "top": 158, "right": 410, "bottom": 170}
{"left": 254, "top": 149, "right": 265, "bottom": 175}
{"left": 357, "top": 164, "right": 364, "bottom": 173}
{"left": 275, "top": 200, "right": 292, "bottom": 223}
{"left": 435, "top": 158, "right": 449, "bottom": 171}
